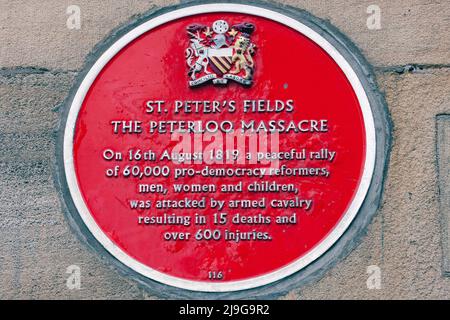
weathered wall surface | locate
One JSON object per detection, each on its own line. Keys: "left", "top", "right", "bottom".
{"left": 0, "top": 0, "right": 449, "bottom": 299}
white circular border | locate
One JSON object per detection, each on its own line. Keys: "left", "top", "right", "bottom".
{"left": 63, "top": 4, "right": 376, "bottom": 292}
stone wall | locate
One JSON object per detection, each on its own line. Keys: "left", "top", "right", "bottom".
{"left": 1, "top": 0, "right": 449, "bottom": 299}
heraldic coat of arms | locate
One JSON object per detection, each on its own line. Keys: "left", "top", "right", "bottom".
{"left": 185, "top": 20, "right": 256, "bottom": 87}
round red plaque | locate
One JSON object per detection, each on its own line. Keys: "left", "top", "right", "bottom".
{"left": 61, "top": 4, "right": 379, "bottom": 293}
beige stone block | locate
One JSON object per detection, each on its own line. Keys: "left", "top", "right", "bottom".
{"left": 0, "top": 1, "right": 449, "bottom": 70}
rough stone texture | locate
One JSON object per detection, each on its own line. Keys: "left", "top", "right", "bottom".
{"left": 0, "top": 0, "right": 179, "bottom": 71}
{"left": 286, "top": 68, "right": 450, "bottom": 299}
{"left": 0, "top": 0, "right": 449, "bottom": 299}
{"left": 437, "top": 115, "right": 450, "bottom": 274}
{"left": 0, "top": 72, "right": 154, "bottom": 299}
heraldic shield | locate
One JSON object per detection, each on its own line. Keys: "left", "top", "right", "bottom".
{"left": 185, "top": 20, "right": 256, "bottom": 87}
